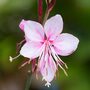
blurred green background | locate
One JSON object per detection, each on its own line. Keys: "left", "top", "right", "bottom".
{"left": 0, "top": 0, "right": 90, "bottom": 90}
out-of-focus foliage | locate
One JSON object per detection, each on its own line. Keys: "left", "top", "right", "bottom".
{"left": 0, "top": 0, "right": 90, "bottom": 90}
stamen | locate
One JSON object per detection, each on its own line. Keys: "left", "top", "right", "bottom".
{"left": 53, "top": 54, "right": 68, "bottom": 76}
{"left": 9, "top": 54, "right": 20, "bottom": 62}
{"left": 50, "top": 46, "right": 68, "bottom": 69}
{"left": 58, "top": 63, "right": 68, "bottom": 76}
{"left": 16, "top": 39, "right": 25, "bottom": 53}
{"left": 56, "top": 55, "right": 68, "bottom": 69}
{"left": 45, "top": 82, "right": 51, "bottom": 87}
{"left": 19, "top": 61, "right": 28, "bottom": 69}
{"left": 65, "top": 63, "right": 68, "bottom": 69}
{"left": 50, "top": 46, "right": 68, "bottom": 76}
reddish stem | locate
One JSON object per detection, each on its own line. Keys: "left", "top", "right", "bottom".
{"left": 47, "top": 0, "right": 56, "bottom": 12}
{"left": 43, "top": 0, "right": 56, "bottom": 25}
{"left": 38, "top": 0, "right": 43, "bottom": 23}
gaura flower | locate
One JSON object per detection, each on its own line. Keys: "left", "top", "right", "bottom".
{"left": 10, "top": 14, "right": 79, "bottom": 87}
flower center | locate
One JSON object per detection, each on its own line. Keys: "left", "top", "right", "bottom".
{"left": 44, "top": 40, "right": 50, "bottom": 54}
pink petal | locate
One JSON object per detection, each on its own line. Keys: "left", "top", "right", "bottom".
{"left": 39, "top": 54, "right": 56, "bottom": 83}
{"left": 44, "top": 14, "right": 63, "bottom": 40}
{"left": 24, "top": 36, "right": 30, "bottom": 42}
{"left": 53, "top": 33, "right": 79, "bottom": 56}
{"left": 19, "top": 19, "right": 26, "bottom": 31}
{"left": 19, "top": 20, "right": 44, "bottom": 42}
{"left": 20, "top": 41, "right": 45, "bottom": 59}
{"left": 39, "top": 52, "right": 48, "bottom": 76}
{"left": 44, "top": 55, "right": 57, "bottom": 82}
{"left": 38, "top": 53, "right": 47, "bottom": 76}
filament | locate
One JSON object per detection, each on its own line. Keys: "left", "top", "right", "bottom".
{"left": 9, "top": 54, "right": 20, "bottom": 62}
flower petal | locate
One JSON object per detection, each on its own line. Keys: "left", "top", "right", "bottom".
{"left": 44, "top": 14, "right": 63, "bottom": 40}
{"left": 20, "top": 41, "right": 45, "bottom": 59}
{"left": 19, "top": 20, "right": 44, "bottom": 42}
{"left": 38, "top": 53, "right": 47, "bottom": 77}
{"left": 39, "top": 53, "right": 56, "bottom": 83}
{"left": 19, "top": 19, "right": 25, "bottom": 31}
{"left": 53, "top": 33, "right": 79, "bottom": 56}
{"left": 44, "top": 55, "right": 57, "bottom": 82}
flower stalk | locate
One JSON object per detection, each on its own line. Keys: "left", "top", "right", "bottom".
{"left": 25, "top": 72, "right": 32, "bottom": 90}
{"left": 43, "top": 0, "right": 56, "bottom": 25}
{"left": 38, "top": 0, "right": 43, "bottom": 23}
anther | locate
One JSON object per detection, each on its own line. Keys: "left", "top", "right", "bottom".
{"left": 9, "top": 54, "right": 20, "bottom": 62}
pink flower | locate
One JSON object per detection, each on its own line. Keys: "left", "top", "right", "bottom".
{"left": 19, "top": 14, "right": 79, "bottom": 87}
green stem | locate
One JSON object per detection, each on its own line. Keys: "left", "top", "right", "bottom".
{"left": 43, "top": 8, "right": 50, "bottom": 25}
{"left": 25, "top": 72, "right": 32, "bottom": 90}
{"left": 43, "top": 0, "right": 56, "bottom": 25}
